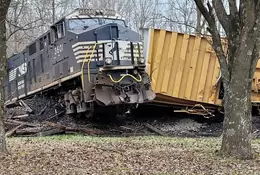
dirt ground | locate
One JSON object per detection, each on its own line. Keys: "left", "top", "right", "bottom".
{"left": 0, "top": 136, "right": 260, "bottom": 175}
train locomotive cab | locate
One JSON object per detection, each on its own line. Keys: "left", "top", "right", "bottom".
{"left": 56, "top": 9, "right": 156, "bottom": 116}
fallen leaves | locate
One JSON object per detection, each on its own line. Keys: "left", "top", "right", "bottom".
{"left": 0, "top": 136, "right": 258, "bottom": 175}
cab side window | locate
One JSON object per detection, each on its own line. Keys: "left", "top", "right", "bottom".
{"left": 29, "top": 42, "right": 37, "bottom": 56}
{"left": 57, "top": 22, "right": 65, "bottom": 38}
{"left": 51, "top": 21, "right": 65, "bottom": 43}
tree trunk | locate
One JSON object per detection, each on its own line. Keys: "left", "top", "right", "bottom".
{"left": 0, "top": 26, "right": 8, "bottom": 153}
{"left": 221, "top": 83, "right": 252, "bottom": 159}
{"left": 193, "top": 0, "right": 260, "bottom": 160}
{"left": 0, "top": 0, "right": 12, "bottom": 154}
{"left": 220, "top": 40, "right": 255, "bottom": 159}
{"left": 0, "top": 18, "right": 8, "bottom": 154}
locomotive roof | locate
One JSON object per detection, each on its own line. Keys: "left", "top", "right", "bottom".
{"left": 51, "top": 8, "right": 125, "bottom": 30}
{"left": 65, "top": 8, "right": 122, "bottom": 19}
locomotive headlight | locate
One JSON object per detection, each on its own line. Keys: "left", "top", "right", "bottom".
{"left": 139, "top": 58, "right": 145, "bottom": 64}
{"left": 105, "top": 57, "right": 113, "bottom": 65}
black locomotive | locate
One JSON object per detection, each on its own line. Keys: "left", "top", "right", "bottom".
{"left": 4, "top": 8, "right": 155, "bottom": 117}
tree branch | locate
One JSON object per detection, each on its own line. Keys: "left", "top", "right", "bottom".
{"left": 161, "top": 15, "right": 197, "bottom": 31}
{"left": 194, "top": 0, "right": 215, "bottom": 26}
{"left": 242, "top": 1, "right": 260, "bottom": 81}
{"left": 6, "top": 19, "right": 42, "bottom": 40}
{"left": 212, "top": 0, "right": 230, "bottom": 36}
{"left": 256, "top": 0, "right": 260, "bottom": 17}
{"left": 239, "top": 1, "right": 256, "bottom": 29}
{"left": 194, "top": 0, "right": 230, "bottom": 86}
{"left": 249, "top": 7, "right": 260, "bottom": 64}
{"left": 228, "top": 0, "right": 238, "bottom": 18}
{"left": 249, "top": 39, "right": 260, "bottom": 80}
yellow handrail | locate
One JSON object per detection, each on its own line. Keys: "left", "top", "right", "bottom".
{"left": 81, "top": 43, "right": 98, "bottom": 87}
{"left": 108, "top": 74, "right": 142, "bottom": 83}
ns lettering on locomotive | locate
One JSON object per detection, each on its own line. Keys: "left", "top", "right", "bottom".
{"left": 4, "top": 8, "right": 155, "bottom": 117}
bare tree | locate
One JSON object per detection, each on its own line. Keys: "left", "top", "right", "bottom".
{"left": 75, "top": 0, "right": 163, "bottom": 33}
{"left": 79, "top": 0, "right": 88, "bottom": 8}
{"left": 194, "top": 0, "right": 260, "bottom": 159}
{"left": 160, "top": 0, "right": 198, "bottom": 33}
{"left": 0, "top": 0, "right": 12, "bottom": 154}
{"left": 166, "top": 0, "right": 197, "bottom": 33}
{"left": 6, "top": 0, "right": 43, "bottom": 54}
{"left": 129, "top": 0, "right": 159, "bottom": 36}
{"left": 7, "top": 0, "right": 25, "bottom": 52}
{"left": 195, "top": 0, "right": 206, "bottom": 33}
{"left": 6, "top": 1, "right": 44, "bottom": 56}
{"left": 5, "top": 0, "right": 74, "bottom": 57}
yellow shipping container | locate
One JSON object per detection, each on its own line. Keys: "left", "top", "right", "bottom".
{"left": 143, "top": 28, "right": 260, "bottom": 111}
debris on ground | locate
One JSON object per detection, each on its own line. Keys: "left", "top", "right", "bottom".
{"left": 4, "top": 96, "right": 106, "bottom": 137}
{"left": 4, "top": 95, "right": 260, "bottom": 138}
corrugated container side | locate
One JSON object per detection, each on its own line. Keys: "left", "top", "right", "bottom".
{"left": 146, "top": 28, "right": 222, "bottom": 106}
{"left": 144, "top": 28, "right": 260, "bottom": 107}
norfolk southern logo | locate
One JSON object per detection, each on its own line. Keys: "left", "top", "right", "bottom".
{"left": 9, "top": 63, "right": 27, "bottom": 82}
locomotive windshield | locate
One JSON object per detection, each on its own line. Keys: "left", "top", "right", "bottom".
{"left": 100, "top": 18, "right": 125, "bottom": 26}
{"left": 68, "top": 17, "right": 126, "bottom": 30}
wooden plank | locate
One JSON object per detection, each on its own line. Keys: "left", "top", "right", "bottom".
{"left": 145, "top": 123, "right": 167, "bottom": 136}
{"left": 12, "top": 114, "right": 29, "bottom": 119}
{"left": 19, "top": 100, "right": 33, "bottom": 113}
{"left": 119, "top": 126, "right": 134, "bottom": 132}
{"left": 5, "top": 124, "right": 25, "bottom": 137}
{"left": 37, "top": 128, "right": 65, "bottom": 137}
{"left": 43, "top": 121, "right": 106, "bottom": 135}
{"left": 37, "top": 104, "right": 49, "bottom": 116}
{"left": 45, "top": 110, "right": 65, "bottom": 121}
{"left": 16, "top": 127, "right": 46, "bottom": 135}
{"left": 5, "top": 119, "right": 40, "bottom": 127}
